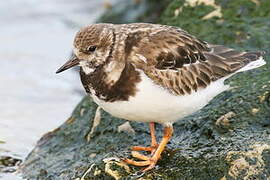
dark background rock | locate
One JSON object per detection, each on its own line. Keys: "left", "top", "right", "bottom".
{"left": 20, "top": 0, "right": 270, "bottom": 179}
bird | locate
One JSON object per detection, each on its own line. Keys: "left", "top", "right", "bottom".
{"left": 56, "top": 23, "right": 266, "bottom": 171}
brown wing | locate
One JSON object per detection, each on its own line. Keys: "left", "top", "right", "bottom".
{"left": 127, "top": 25, "right": 264, "bottom": 95}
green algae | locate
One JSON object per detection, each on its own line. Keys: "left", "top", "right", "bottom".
{"left": 161, "top": 0, "right": 270, "bottom": 49}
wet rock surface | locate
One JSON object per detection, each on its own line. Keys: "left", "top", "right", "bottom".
{"left": 20, "top": 0, "right": 270, "bottom": 179}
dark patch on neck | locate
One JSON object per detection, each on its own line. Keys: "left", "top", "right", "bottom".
{"left": 80, "top": 63, "right": 141, "bottom": 102}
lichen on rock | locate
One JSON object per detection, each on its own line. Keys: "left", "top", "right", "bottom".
{"left": 224, "top": 144, "right": 270, "bottom": 180}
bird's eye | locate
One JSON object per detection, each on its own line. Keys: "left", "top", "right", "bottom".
{"left": 87, "top": 46, "right": 97, "bottom": 52}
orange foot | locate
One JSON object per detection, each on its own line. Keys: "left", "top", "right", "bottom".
{"left": 131, "top": 144, "right": 158, "bottom": 155}
{"left": 123, "top": 125, "right": 173, "bottom": 172}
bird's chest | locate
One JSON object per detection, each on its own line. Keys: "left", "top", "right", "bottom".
{"left": 90, "top": 72, "right": 229, "bottom": 125}
{"left": 79, "top": 64, "right": 141, "bottom": 102}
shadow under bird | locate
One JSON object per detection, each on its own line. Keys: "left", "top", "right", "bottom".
{"left": 56, "top": 23, "right": 266, "bottom": 171}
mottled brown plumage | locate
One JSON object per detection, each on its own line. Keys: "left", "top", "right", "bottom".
{"left": 70, "top": 23, "right": 265, "bottom": 99}
{"left": 56, "top": 23, "right": 266, "bottom": 172}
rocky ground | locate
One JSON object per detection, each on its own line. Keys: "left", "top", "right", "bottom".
{"left": 17, "top": 0, "right": 270, "bottom": 179}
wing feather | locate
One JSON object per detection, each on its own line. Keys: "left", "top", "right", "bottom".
{"left": 126, "top": 25, "right": 264, "bottom": 95}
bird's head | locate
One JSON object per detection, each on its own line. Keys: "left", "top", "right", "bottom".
{"left": 56, "top": 23, "right": 114, "bottom": 74}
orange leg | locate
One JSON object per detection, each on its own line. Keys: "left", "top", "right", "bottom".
{"left": 131, "top": 122, "right": 158, "bottom": 154}
{"left": 149, "top": 122, "right": 158, "bottom": 148}
{"left": 124, "top": 125, "right": 173, "bottom": 172}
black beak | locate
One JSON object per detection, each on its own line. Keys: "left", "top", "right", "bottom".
{"left": 56, "top": 54, "right": 80, "bottom": 74}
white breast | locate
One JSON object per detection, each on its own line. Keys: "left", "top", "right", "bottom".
{"left": 91, "top": 71, "right": 229, "bottom": 126}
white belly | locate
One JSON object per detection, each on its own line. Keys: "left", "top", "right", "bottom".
{"left": 91, "top": 72, "right": 229, "bottom": 126}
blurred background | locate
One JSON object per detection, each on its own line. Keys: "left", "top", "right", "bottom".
{"left": 0, "top": 0, "right": 269, "bottom": 179}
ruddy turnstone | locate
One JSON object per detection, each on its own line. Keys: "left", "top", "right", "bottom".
{"left": 56, "top": 23, "right": 266, "bottom": 171}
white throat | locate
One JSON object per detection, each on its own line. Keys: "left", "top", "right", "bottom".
{"left": 79, "top": 61, "right": 95, "bottom": 74}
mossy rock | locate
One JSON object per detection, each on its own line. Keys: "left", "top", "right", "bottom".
{"left": 20, "top": 0, "right": 270, "bottom": 179}
{"left": 161, "top": 0, "right": 270, "bottom": 49}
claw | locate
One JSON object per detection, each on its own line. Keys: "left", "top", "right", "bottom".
{"left": 123, "top": 155, "right": 158, "bottom": 171}
{"left": 123, "top": 158, "right": 151, "bottom": 166}
{"left": 131, "top": 145, "right": 158, "bottom": 156}
{"left": 132, "top": 145, "right": 156, "bottom": 151}
{"left": 131, "top": 151, "right": 149, "bottom": 161}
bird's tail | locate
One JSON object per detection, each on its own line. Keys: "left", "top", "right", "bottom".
{"left": 209, "top": 45, "right": 266, "bottom": 74}
{"left": 235, "top": 53, "right": 266, "bottom": 73}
